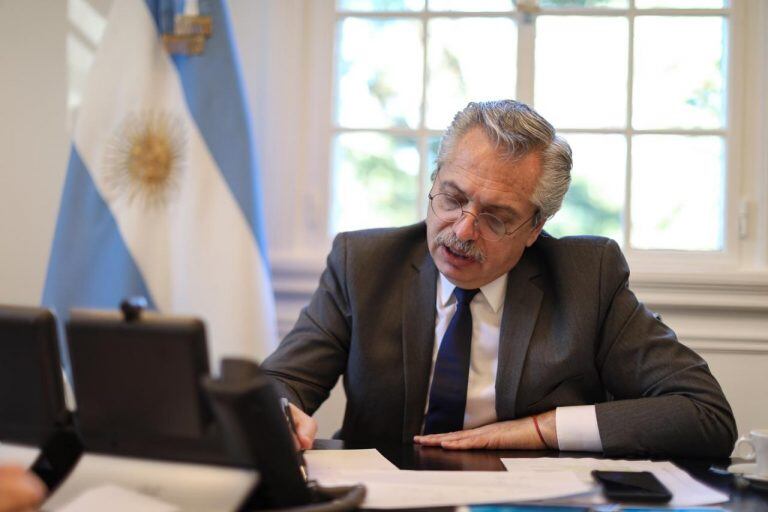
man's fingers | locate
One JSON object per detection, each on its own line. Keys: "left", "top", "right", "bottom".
{"left": 0, "top": 466, "right": 46, "bottom": 512}
{"left": 296, "top": 434, "right": 313, "bottom": 451}
{"left": 414, "top": 429, "right": 494, "bottom": 449}
{"left": 441, "top": 437, "right": 487, "bottom": 450}
{"left": 414, "top": 423, "right": 498, "bottom": 443}
{"left": 414, "top": 420, "right": 534, "bottom": 450}
{"left": 414, "top": 416, "right": 554, "bottom": 451}
{"left": 414, "top": 433, "right": 457, "bottom": 444}
{"left": 413, "top": 435, "right": 440, "bottom": 446}
{"left": 443, "top": 428, "right": 505, "bottom": 450}
{"left": 295, "top": 419, "right": 317, "bottom": 450}
{"left": 289, "top": 403, "right": 318, "bottom": 450}
{"left": 414, "top": 428, "right": 481, "bottom": 445}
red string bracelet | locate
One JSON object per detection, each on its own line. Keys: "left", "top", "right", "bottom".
{"left": 532, "top": 414, "right": 551, "bottom": 449}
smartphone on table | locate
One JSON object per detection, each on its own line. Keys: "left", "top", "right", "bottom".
{"left": 591, "top": 470, "right": 672, "bottom": 503}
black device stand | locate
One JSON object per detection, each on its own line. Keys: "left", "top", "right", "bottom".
{"left": 203, "top": 358, "right": 365, "bottom": 512}
{"left": 30, "top": 427, "right": 83, "bottom": 491}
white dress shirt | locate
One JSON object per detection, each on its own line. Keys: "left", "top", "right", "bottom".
{"left": 425, "top": 273, "right": 603, "bottom": 452}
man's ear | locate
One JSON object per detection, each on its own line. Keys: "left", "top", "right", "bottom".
{"left": 525, "top": 220, "right": 545, "bottom": 247}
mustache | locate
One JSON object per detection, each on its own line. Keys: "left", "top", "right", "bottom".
{"left": 434, "top": 231, "right": 486, "bottom": 263}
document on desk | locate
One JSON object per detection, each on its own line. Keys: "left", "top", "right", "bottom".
{"left": 501, "top": 458, "right": 728, "bottom": 508}
{"left": 0, "top": 442, "right": 41, "bottom": 467}
{"left": 306, "top": 450, "right": 592, "bottom": 508}
{"left": 305, "top": 448, "right": 398, "bottom": 475}
{"left": 53, "top": 484, "right": 179, "bottom": 512}
{"left": 43, "top": 453, "right": 257, "bottom": 512}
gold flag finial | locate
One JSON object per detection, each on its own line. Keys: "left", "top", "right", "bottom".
{"left": 162, "top": 0, "right": 212, "bottom": 56}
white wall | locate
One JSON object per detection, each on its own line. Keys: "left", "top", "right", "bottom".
{"left": 0, "top": 0, "right": 766, "bottom": 441}
{"left": 229, "top": 0, "right": 345, "bottom": 437}
{"left": 0, "top": 0, "right": 70, "bottom": 306}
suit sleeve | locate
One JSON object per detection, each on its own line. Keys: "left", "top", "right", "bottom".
{"left": 261, "top": 233, "right": 352, "bottom": 415}
{"left": 593, "top": 239, "right": 737, "bottom": 458}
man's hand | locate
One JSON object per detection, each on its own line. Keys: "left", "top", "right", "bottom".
{"left": 0, "top": 466, "right": 46, "bottom": 512}
{"left": 287, "top": 402, "right": 318, "bottom": 450}
{"left": 413, "top": 410, "right": 558, "bottom": 450}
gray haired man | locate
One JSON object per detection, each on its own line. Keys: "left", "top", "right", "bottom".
{"left": 263, "top": 100, "right": 736, "bottom": 457}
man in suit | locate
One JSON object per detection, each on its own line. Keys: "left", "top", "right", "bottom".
{"left": 262, "top": 100, "right": 736, "bottom": 457}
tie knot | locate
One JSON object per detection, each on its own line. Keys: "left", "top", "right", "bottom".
{"left": 454, "top": 287, "right": 480, "bottom": 305}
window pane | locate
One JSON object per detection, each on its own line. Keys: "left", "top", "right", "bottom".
{"left": 428, "top": 135, "right": 441, "bottom": 175}
{"left": 535, "top": 16, "right": 628, "bottom": 129}
{"left": 631, "top": 135, "right": 724, "bottom": 251}
{"left": 633, "top": 16, "right": 726, "bottom": 130}
{"left": 426, "top": 18, "right": 517, "bottom": 129}
{"left": 332, "top": 133, "right": 420, "bottom": 233}
{"left": 546, "top": 134, "right": 625, "bottom": 243}
{"left": 336, "top": 18, "right": 423, "bottom": 128}
{"left": 636, "top": 0, "right": 726, "bottom": 8}
{"left": 423, "top": 135, "right": 443, "bottom": 215}
{"left": 428, "top": 0, "right": 514, "bottom": 11}
{"left": 540, "top": 0, "right": 628, "bottom": 7}
{"left": 338, "top": 0, "right": 425, "bottom": 11}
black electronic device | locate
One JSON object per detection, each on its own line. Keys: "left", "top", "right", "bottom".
{"left": 0, "top": 305, "right": 82, "bottom": 489}
{"left": 65, "top": 307, "right": 231, "bottom": 465}
{"left": 591, "top": 470, "right": 673, "bottom": 503}
{"left": 203, "top": 358, "right": 366, "bottom": 511}
{"left": 0, "top": 305, "right": 68, "bottom": 445}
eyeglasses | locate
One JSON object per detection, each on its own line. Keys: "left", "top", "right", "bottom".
{"left": 428, "top": 192, "right": 537, "bottom": 242}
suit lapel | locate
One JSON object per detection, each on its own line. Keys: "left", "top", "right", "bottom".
{"left": 401, "top": 247, "right": 437, "bottom": 442}
{"left": 495, "top": 249, "right": 543, "bottom": 420}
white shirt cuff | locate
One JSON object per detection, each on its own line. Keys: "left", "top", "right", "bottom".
{"left": 555, "top": 405, "right": 603, "bottom": 452}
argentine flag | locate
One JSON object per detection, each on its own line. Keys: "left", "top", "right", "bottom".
{"left": 43, "top": 0, "right": 276, "bottom": 366}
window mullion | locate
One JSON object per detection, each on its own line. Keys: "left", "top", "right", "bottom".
{"left": 418, "top": 8, "right": 430, "bottom": 215}
{"left": 624, "top": 6, "right": 636, "bottom": 252}
{"left": 516, "top": 9, "right": 536, "bottom": 105}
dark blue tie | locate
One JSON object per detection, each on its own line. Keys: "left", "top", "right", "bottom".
{"left": 424, "top": 287, "right": 480, "bottom": 435}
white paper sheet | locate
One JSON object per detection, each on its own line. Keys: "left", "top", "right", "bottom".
{"left": 0, "top": 442, "right": 40, "bottom": 467}
{"left": 306, "top": 450, "right": 592, "bottom": 509}
{"left": 54, "top": 484, "right": 179, "bottom": 512}
{"left": 305, "top": 448, "right": 398, "bottom": 478}
{"left": 501, "top": 457, "right": 728, "bottom": 507}
{"left": 43, "top": 453, "right": 257, "bottom": 512}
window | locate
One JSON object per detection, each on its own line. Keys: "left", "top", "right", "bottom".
{"left": 329, "top": 0, "right": 733, "bottom": 257}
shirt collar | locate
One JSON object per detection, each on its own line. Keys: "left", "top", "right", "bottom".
{"left": 438, "top": 272, "right": 508, "bottom": 313}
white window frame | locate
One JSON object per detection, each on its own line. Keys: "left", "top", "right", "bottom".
{"left": 260, "top": 0, "right": 768, "bottom": 325}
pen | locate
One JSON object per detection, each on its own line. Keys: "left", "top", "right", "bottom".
{"left": 280, "top": 397, "right": 309, "bottom": 481}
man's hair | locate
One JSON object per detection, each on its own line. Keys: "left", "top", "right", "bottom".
{"left": 433, "top": 100, "right": 572, "bottom": 225}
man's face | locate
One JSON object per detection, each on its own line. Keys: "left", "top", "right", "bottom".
{"left": 426, "top": 127, "right": 544, "bottom": 289}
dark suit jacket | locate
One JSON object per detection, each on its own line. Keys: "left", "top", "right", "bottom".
{"left": 262, "top": 223, "right": 736, "bottom": 457}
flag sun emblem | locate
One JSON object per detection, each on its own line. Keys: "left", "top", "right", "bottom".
{"left": 105, "top": 111, "right": 187, "bottom": 207}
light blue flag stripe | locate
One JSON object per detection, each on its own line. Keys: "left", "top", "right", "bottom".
{"left": 43, "top": 0, "right": 276, "bottom": 367}
{"left": 42, "top": 147, "right": 157, "bottom": 314}
{"left": 146, "top": 0, "right": 269, "bottom": 259}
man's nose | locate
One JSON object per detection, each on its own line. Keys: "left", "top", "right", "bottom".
{"left": 453, "top": 211, "right": 479, "bottom": 241}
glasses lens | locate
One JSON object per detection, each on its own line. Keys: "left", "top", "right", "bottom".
{"left": 478, "top": 213, "right": 505, "bottom": 241}
{"left": 431, "top": 194, "right": 461, "bottom": 221}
